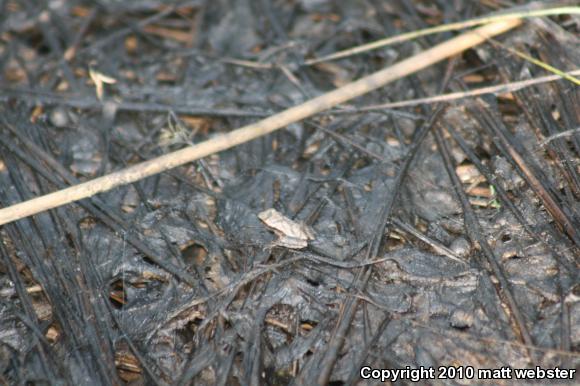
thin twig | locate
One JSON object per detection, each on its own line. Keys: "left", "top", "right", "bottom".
{"left": 0, "top": 89, "right": 269, "bottom": 118}
{"left": 340, "top": 70, "right": 580, "bottom": 111}
{"left": 0, "top": 19, "right": 521, "bottom": 226}
{"left": 539, "top": 127, "right": 580, "bottom": 147}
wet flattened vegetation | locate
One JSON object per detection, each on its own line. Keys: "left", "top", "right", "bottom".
{"left": 0, "top": 1, "right": 578, "bottom": 384}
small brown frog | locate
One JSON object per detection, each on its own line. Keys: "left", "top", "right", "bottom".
{"left": 258, "top": 208, "right": 315, "bottom": 249}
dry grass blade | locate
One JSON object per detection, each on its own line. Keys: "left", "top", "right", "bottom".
{"left": 488, "top": 37, "right": 580, "bottom": 85}
{"left": 305, "top": 6, "right": 580, "bottom": 65}
{"left": 0, "top": 19, "right": 521, "bottom": 226}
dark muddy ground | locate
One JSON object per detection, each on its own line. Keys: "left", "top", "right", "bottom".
{"left": 0, "top": 1, "right": 578, "bottom": 385}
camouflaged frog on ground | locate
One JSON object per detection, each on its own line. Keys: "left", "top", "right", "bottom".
{"left": 258, "top": 208, "right": 315, "bottom": 249}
